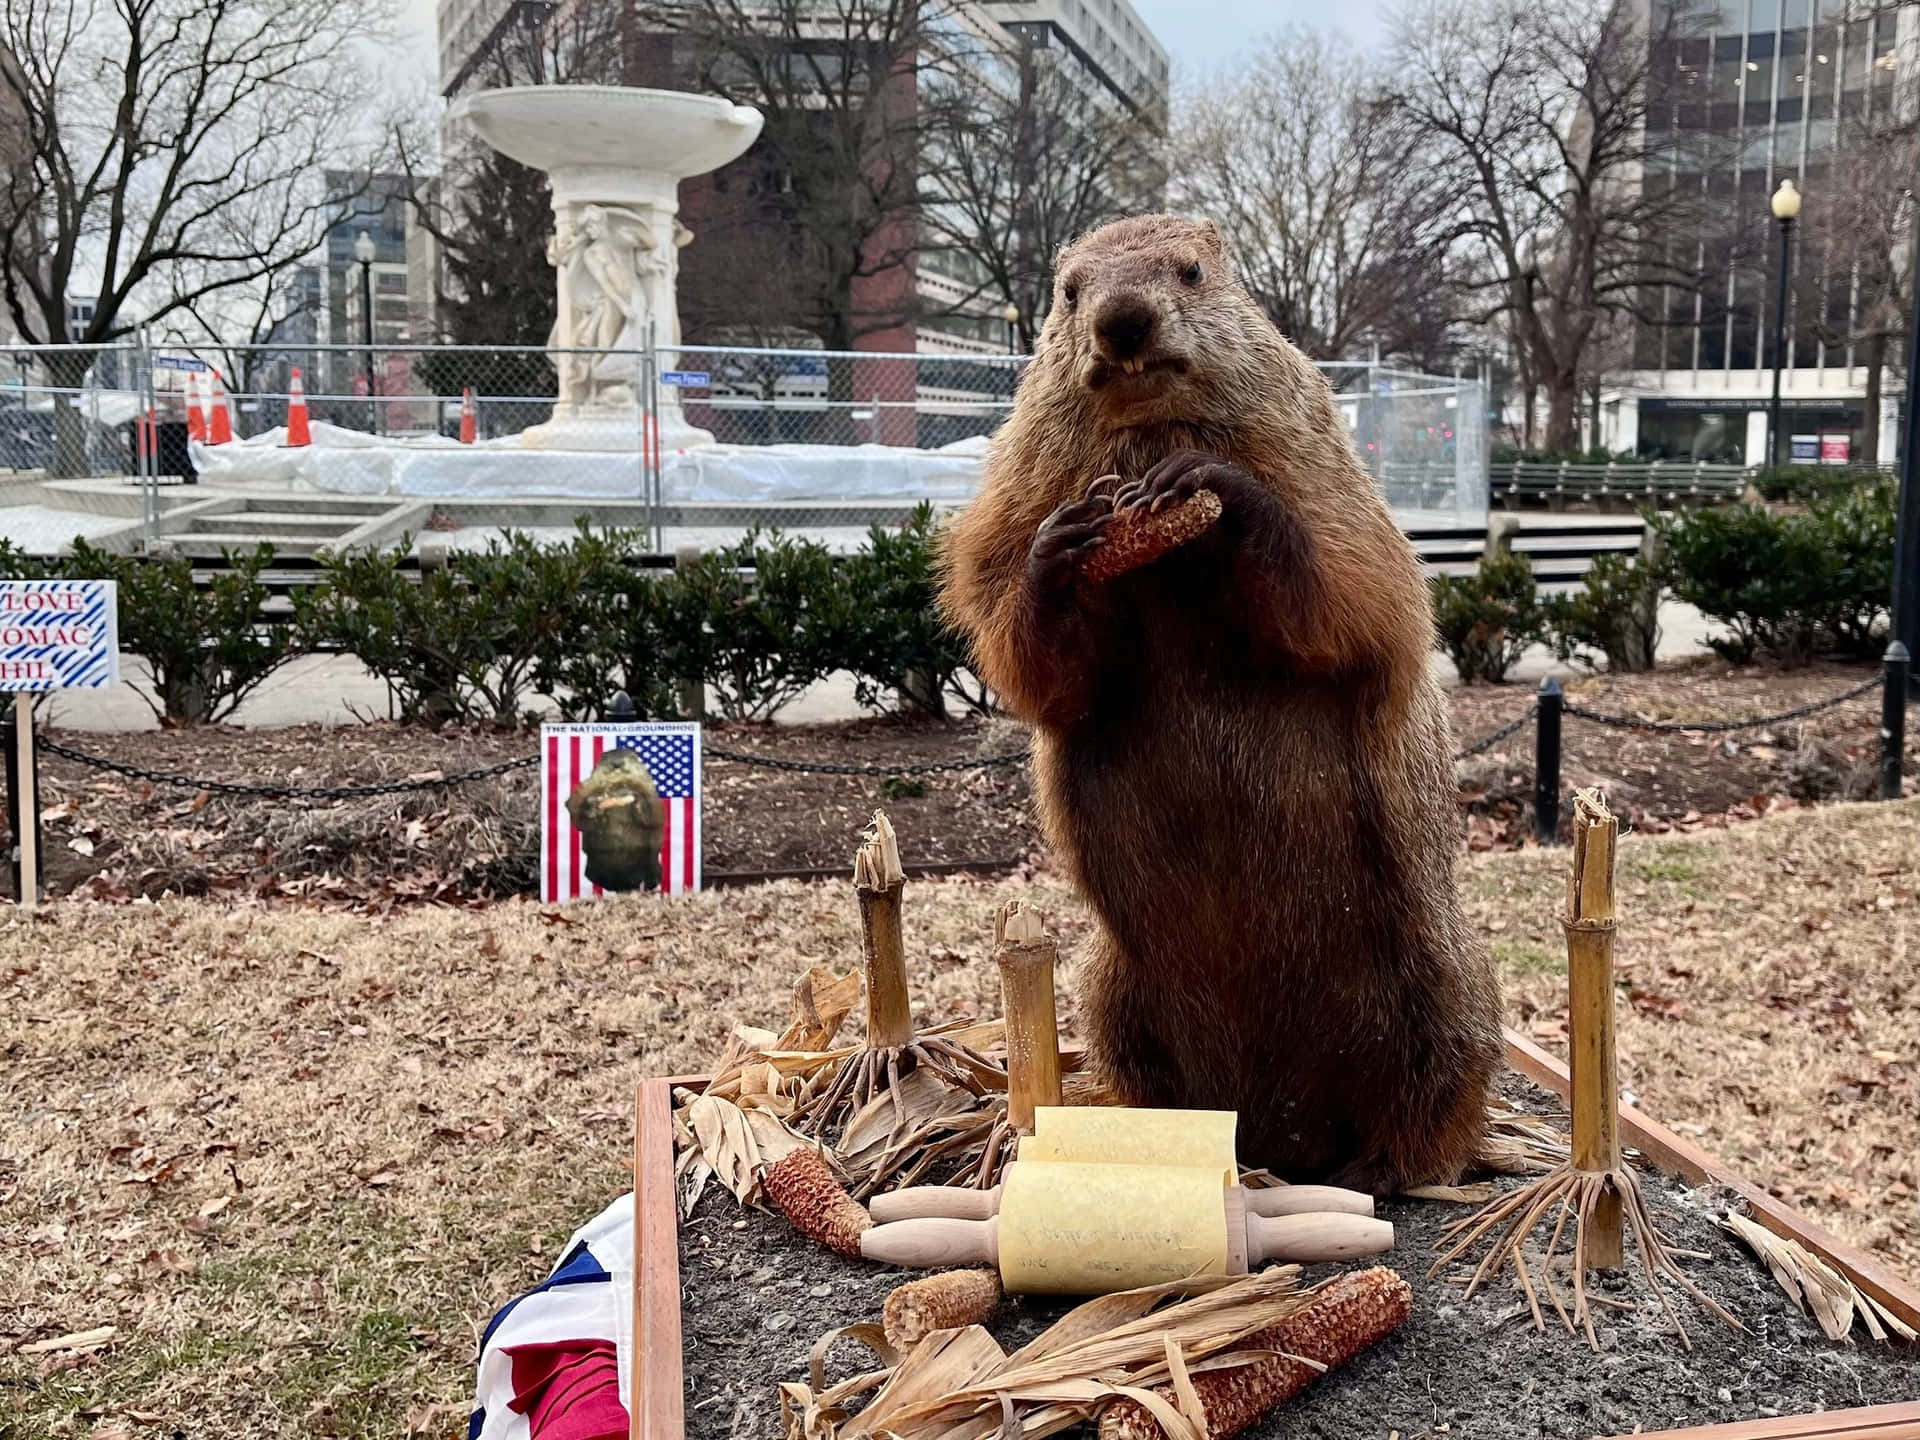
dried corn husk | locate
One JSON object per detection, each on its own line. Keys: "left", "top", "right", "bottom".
{"left": 779, "top": 1266, "right": 1333, "bottom": 1440}
{"left": 1096, "top": 1268, "right": 1411, "bottom": 1440}
{"left": 1722, "top": 1210, "right": 1917, "bottom": 1343}
{"left": 1082, "top": 490, "right": 1222, "bottom": 583}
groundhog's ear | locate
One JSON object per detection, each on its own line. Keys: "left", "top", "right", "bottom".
{"left": 1194, "top": 220, "right": 1226, "bottom": 257}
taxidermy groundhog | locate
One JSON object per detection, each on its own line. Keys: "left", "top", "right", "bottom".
{"left": 565, "top": 749, "right": 666, "bottom": 892}
{"left": 937, "top": 215, "right": 1500, "bottom": 1192}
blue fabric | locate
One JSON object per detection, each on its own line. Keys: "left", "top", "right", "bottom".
{"left": 477, "top": 1241, "right": 613, "bottom": 1352}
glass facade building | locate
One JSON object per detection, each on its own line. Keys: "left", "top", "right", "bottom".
{"left": 1616, "top": 0, "right": 1916, "bottom": 464}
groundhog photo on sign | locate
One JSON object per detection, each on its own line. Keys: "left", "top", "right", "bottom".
{"left": 565, "top": 748, "right": 667, "bottom": 894}
{"left": 939, "top": 214, "right": 1500, "bottom": 1192}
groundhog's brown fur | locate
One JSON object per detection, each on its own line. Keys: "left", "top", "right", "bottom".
{"left": 937, "top": 215, "right": 1500, "bottom": 1192}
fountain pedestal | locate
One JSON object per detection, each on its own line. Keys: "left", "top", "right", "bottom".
{"left": 449, "top": 85, "right": 764, "bottom": 451}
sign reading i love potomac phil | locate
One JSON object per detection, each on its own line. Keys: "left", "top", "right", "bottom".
{"left": 0, "top": 581, "right": 119, "bottom": 690}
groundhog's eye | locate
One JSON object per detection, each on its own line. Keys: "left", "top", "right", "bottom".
{"left": 1062, "top": 282, "right": 1079, "bottom": 308}
{"left": 1181, "top": 261, "right": 1204, "bottom": 286}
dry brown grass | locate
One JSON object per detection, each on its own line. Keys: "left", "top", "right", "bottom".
{"left": 2, "top": 801, "right": 1911, "bottom": 1438}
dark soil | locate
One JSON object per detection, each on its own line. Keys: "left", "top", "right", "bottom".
{"left": 679, "top": 1076, "right": 1920, "bottom": 1440}
{"left": 12, "top": 656, "right": 1895, "bottom": 905}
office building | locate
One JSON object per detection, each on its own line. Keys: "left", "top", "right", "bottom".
{"left": 1601, "top": 0, "right": 1918, "bottom": 466}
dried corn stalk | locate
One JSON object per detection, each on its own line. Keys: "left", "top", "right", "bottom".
{"left": 884, "top": 1271, "right": 1003, "bottom": 1349}
{"left": 1097, "top": 1267, "right": 1412, "bottom": 1440}
{"left": 765, "top": 1147, "right": 873, "bottom": 1259}
{"left": 1722, "top": 1210, "right": 1917, "bottom": 1343}
{"left": 1083, "top": 489, "right": 1222, "bottom": 584}
{"left": 1475, "top": 1101, "right": 1571, "bottom": 1177}
{"left": 780, "top": 1266, "right": 1332, "bottom": 1440}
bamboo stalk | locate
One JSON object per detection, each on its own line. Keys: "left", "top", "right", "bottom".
{"left": 854, "top": 811, "right": 913, "bottom": 1049}
{"left": 993, "top": 900, "right": 1063, "bottom": 1132}
{"left": 1565, "top": 788, "right": 1623, "bottom": 1270}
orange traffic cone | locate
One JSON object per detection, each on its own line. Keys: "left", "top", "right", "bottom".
{"left": 285, "top": 366, "right": 312, "bottom": 447}
{"left": 209, "top": 370, "right": 234, "bottom": 445}
{"left": 185, "top": 371, "right": 207, "bottom": 443}
{"left": 458, "top": 386, "right": 477, "bottom": 444}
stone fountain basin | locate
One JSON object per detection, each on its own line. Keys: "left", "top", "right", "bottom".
{"left": 450, "top": 85, "right": 764, "bottom": 178}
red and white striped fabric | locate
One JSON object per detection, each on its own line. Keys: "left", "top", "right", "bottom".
{"left": 540, "top": 723, "right": 701, "bottom": 901}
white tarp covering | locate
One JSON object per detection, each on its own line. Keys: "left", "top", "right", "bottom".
{"left": 187, "top": 422, "right": 988, "bottom": 502}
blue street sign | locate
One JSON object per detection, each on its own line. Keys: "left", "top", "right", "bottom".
{"left": 153, "top": 354, "right": 210, "bottom": 372}
{"left": 0, "top": 580, "right": 119, "bottom": 690}
{"left": 661, "top": 370, "right": 710, "bottom": 388}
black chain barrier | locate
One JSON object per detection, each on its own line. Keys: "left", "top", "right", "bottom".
{"left": 1561, "top": 673, "right": 1881, "bottom": 734}
{"left": 30, "top": 673, "right": 1882, "bottom": 800}
{"left": 1452, "top": 708, "right": 1537, "bottom": 761}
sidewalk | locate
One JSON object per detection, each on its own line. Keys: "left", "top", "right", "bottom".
{"left": 40, "top": 603, "right": 1726, "bottom": 733}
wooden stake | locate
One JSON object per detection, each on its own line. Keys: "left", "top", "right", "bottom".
{"left": 854, "top": 811, "right": 913, "bottom": 1049}
{"left": 994, "top": 900, "right": 1062, "bottom": 1131}
{"left": 1565, "top": 788, "right": 1622, "bottom": 1270}
{"left": 14, "top": 699, "right": 37, "bottom": 912}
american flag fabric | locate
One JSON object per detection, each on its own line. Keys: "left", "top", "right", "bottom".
{"left": 540, "top": 722, "right": 702, "bottom": 902}
{"left": 469, "top": 1190, "right": 634, "bottom": 1440}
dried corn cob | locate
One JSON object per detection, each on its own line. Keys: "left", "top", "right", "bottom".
{"left": 1096, "top": 1267, "right": 1412, "bottom": 1440}
{"left": 882, "top": 1269, "right": 1003, "bottom": 1349}
{"left": 764, "top": 1147, "right": 872, "bottom": 1258}
{"left": 1082, "top": 488, "right": 1222, "bottom": 584}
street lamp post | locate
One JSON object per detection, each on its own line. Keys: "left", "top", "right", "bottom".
{"left": 1888, "top": 188, "right": 1920, "bottom": 726}
{"left": 1001, "top": 300, "right": 1020, "bottom": 355}
{"left": 354, "top": 229, "right": 377, "bottom": 435}
{"left": 1766, "top": 178, "right": 1802, "bottom": 472}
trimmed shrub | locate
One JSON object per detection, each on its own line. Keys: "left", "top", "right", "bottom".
{"left": 1430, "top": 550, "right": 1548, "bottom": 684}
{"left": 297, "top": 532, "right": 590, "bottom": 726}
{"left": 1545, "top": 548, "right": 1663, "bottom": 673}
{"left": 840, "top": 504, "right": 987, "bottom": 716}
{"left": 64, "top": 539, "right": 295, "bottom": 726}
{"left": 531, "top": 524, "right": 680, "bottom": 721}
{"left": 1754, "top": 464, "right": 1885, "bottom": 504}
{"left": 1654, "top": 484, "right": 1893, "bottom": 663}
{"left": 668, "top": 529, "right": 858, "bottom": 721}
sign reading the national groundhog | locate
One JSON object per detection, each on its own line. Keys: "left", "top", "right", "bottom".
{"left": 540, "top": 722, "right": 701, "bottom": 902}
{"left": 0, "top": 581, "right": 119, "bottom": 690}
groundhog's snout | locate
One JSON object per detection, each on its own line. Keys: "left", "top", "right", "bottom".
{"left": 1095, "top": 296, "right": 1158, "bottom": 363}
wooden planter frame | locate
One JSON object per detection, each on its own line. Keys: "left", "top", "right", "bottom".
{"left": 628, "top": 1033, "right": 1920, "bottom": 1440}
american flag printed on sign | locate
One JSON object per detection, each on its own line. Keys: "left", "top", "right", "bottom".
{"left": 540, "top": 722, "right": 702, "bottom": 902}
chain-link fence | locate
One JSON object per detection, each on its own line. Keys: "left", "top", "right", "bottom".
{"left": 2, "top": 338, "right": 1491, "bottom": 530}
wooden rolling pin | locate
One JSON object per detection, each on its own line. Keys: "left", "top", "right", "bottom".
{"left": 870, "top": 1167, "right": 1374, "bottom": 1223}
{"left": 860, "top": 1161, "right": 1393, "bottom": 1295}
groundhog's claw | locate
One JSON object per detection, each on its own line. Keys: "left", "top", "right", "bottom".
{"left": 1029, "top": 495, "right": 1114, "bottom": 591}
{"left": 1119, "top": 449, "right": 1255, "bottom": 516}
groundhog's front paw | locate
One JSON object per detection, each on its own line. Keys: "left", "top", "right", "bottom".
{"left": 1115, "top": 449, "right": 1258, "bottom": 516}
{"left": 1027, "top": 494, "right": 1114, "bottom": 592}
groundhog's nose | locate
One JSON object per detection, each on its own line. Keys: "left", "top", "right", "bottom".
{"left": 1095, "top": 300, "right": 1157, "bottom": 361}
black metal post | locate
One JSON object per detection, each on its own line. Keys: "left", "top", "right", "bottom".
{"left": 360, "top": 257, "right": 377, "bottom": 436}
{"left": 1766, "top": 216, "right": 1794, "bottom": 472}
{"left": 1892, "top": 220, "right": 1920, "bottom": 698}
{"left": 1534, "top": 675, "right": 1563, "bottom": 846}
{"left": 2, "top": 700, "right": 18, "bottom": 901}
{"left": 1883, "top": 642, "right": 1910, "bottom": 801}
{"left": 608, "top": 689, "right": 637, "bottom": 723}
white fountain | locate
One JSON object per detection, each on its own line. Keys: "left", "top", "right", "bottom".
{"left": 449, "top": 85, "right": 764, "bottom": 452}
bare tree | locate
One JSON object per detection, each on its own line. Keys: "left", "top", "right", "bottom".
{"left": 1798, "top": 111, "right": 1917, "bottom": 467}
{"left": 1169, "top": 29, "right": 1446, "bottom": 363}
{"left": 1382, "top": 0, "right": 1718, "bottom": 452}
{"left": 918, "top": 35, "right": 1163, "bottom": 350}
{"left": 0, "top": 0, "right": 400, "bottom": 470}
{"left": 630, "top": 0, "right": 962, "bottom": 355}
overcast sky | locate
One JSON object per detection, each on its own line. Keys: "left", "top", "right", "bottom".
{"left": 1131, "top": 0, "right": 1394, "bottom": 76}
{"left": 397, "top": 0, "right": 1398, "bottom": 97}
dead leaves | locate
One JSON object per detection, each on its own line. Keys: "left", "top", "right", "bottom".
{"left": 1721, "top": 1210, "right": 1917, "bottom": 1344}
